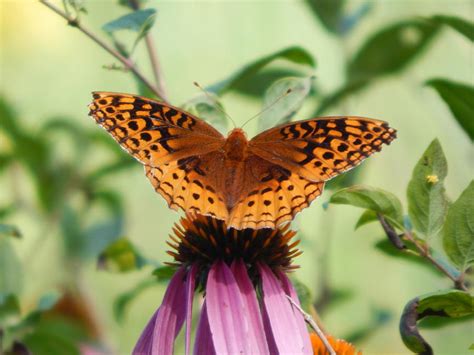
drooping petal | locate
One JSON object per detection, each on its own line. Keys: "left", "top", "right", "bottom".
{"left": 185, "top": 264, "right": 198, "bottom": 355}
{"left": 278, "top": 270, "right": 312, "bottom": 353}
{"left": 133, "top": 266, "right": 187, "bottom": 355}
{"left": 259, "top": 263, "right": 312, "bottom": 354}
{"left": 193, "top": 302, "right": 215, "bottom": 355}
{"left": 206, "top": 260, "right": 253, "bottom": 354}
{"left": 230, "top": 259, "right": 270, "bottom": 354}
{"left": 133, "top": 308, "right": 159, "bottom": 354}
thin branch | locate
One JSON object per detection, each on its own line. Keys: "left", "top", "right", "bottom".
{"left": 378, "top": 215, "right": 468, "bottom": 291}
{"left": 286, "top": 295, "right": 336, "bottom": 355}
{"left": 128, "top": 0, "right": 168, "bottom": 101}
{"left": 39, "top": 0, "right": 166, "bottom": 102}
{"left": 404, "top": 230, "right": 468, "bottom": 291}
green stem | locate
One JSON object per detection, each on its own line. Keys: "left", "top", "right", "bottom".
{"left": 39, "top": 0, "right": 165, "bottom": 101}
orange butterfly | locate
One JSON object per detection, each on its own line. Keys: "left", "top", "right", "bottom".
{"left": 89, "top": 92, "right": 396, "bottom": 229}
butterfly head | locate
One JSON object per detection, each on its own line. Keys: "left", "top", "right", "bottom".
{"left": 224, "top": 128, "right": 249, "bottom": 161}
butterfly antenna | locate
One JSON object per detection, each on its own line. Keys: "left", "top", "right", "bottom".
{"left": 240, "top": 88, "right": 293, "bottom": 129}
{"left": 193, "top": 82, "right": 237, "bottom": 128}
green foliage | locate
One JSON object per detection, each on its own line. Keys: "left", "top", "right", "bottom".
{"left": 0, "top": 294, "right": 20, "bottom": 324}
{"left": 0, "top": 238, "right": 22, "bottom": 296}
{"left": 98, "top": 238, "right": 150, "bottom": 272}
{"left": 305, "top": 0, "right": 346, "bottom": 34}
{"left": 354, "top": 210, "right": 377, "bottom": 229}
{"left": 182, "top": 93, "right": 229, "bottom": 133}
{"left": 431, "top": 15, "right": 474, "bottom": 41}
{"left": 114, "top": 278, "right": 156, "bottom": 322}
{"left": 317, "top": 19, "right": 440, "bottom": 114}
{"left": 0, "top": 225, "right": 21, "bottom": 238}
{"left": 290, "top": 277, "right": 313, "bottom": 314}
{"left": 407, "top": 139, "right": 449, "bottom": 238}
{"left": 103, "top": 9, "right": 156, "bottom": 50}
{"left": 208, "top": 46, "right": 316, "bottom": 95}
{"left": 400, "top": 290, "right": 474, "bottom": 354}
{"left": 443, "top": 181, "right": 474, "bottom": 271}
{"left": 152, "top": 265, "right": 176, "bottom": 280}
{"left": 348, "top": 19, "right": 439, "bottom": 82}
{"left": 259, "top": 77, "right": 313, "bottom": 131}
{"left": 426, "top": 79, "right": 474, "bottom": 141}
{"left": 329, "top": 185, "right": 404, "bottom": 228}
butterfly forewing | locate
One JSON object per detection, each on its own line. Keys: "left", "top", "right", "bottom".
{"left": 249, "top": 117, "right": 396, "bottom": 182}
{"left": 89, "top": 92, "right": 224, "bottom": 166}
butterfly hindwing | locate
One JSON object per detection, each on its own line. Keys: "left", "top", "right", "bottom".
{"left": 228, "top": 154, "right": 325, "bottom": 229}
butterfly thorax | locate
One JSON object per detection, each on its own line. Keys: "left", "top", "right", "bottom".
{"left": 223, "top": 128, "right": 249, "bottom": 161}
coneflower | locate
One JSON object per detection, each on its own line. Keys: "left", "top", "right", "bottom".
{"left": 133, "top": 214, "right": 313, "bottom": 354}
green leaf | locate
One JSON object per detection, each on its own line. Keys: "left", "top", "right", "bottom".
{"left": 407, "top": 139, "right": 449, "bottom": 238}
{"left": 208, "top": 46, "right": 316, "bottom": 95}
{"left": 102, "top": 9, "right": 156, "bottom": 49}
{"left": 0, "top": 224, "right": 21, "bottom": 238}
{"left": 426, "top": 79, "right": 474, "bottom": 141}
{"left": 290, "top": 277, "right": 313, "bottom": 314}
{"left": 304, "top": 0, "right": 345, "bottom": 34}
{"left": 443, "top": 181, "right": 474, "bottom": 271}
{"left": 232, "top": 68, "right": 305, "bottom": 97}
{"left": 400, "top": 290, "right": 474, "bottom": 354}
{"left": 114, "top": 278, "right": 156, "bottom": 322}
{"left": 152, "top": 265, "right": 176, "bottom": 281}
{"left": 355, "top": 209, "right": 378, "bottom": 229}
{"left": 329, "top": 185, "right": 404, "bottom": 228}
{"left": 259, "top": 77, "right": 312, "bottom": 131}
{"left": 97, "top": 238, "right": 149, "bottom": 272}
{"left": 22, "top": 318, "right": 86, "bottom": 355}
{"left": 0, "top": 293, "right": 20, "bottom": 323}
{"left": 182, "top": 94, "right": 229, "bottom": 133}
{"left": 348, "top": 19, "right": 439, "bottom": 82}
{"left": 0, "top": 238, "right": 22, "bottom": 295}
{"left": 315, "top": 79, "right": 368, "bottom": 115}
{"left": 431, "top": 15, "right": 474, "bottom": 42}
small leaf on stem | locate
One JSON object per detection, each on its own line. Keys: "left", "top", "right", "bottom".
{"left": 442, "top": 180, "right": 474, "bottom": 271}
{"left": 407, "top": 138, "right": 449, "bottom": 238}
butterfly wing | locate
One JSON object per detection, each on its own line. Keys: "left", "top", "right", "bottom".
{"left": 89, "top": 92, "right": 228, "bottom": 220}
{"left": 228, "top": 116, "right": 396, "bottom": 229}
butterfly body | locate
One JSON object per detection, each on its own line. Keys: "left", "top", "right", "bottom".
{"left": 89, "top": 92, "right": 396, "bottom": 229}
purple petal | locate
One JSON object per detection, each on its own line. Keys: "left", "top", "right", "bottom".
{"left": 230, "top": 259, "right": 270, "bottom": 354}
{"left": 185, "top": 264, "right": 198, "bottom": 355}
{"left": 133, "top": 308, "right": 159, "bottom": 354}
{"left": 258, "top": 263, "right": 311, "bottom": 354}
{"left": 206, "top": 260, "right": 252, "bottom": 353}
{"left": 133, "top": 266, "right": 187, "bottom": 355}
{"left": 193, "top": 302, "right": 215, "bottom": 355}
{"left": 277, "top": 270, "right": 312, "bottom": 353}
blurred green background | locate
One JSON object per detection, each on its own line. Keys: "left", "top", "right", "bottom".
{"left": 0, "top": 0, "right": 472, "bottom": 354}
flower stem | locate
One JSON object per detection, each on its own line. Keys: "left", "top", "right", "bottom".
{"left": 127, "top": 0, "right": 169, "bottom": 102}
{"left": 286, "top": 295, "right": 336, "bottom": 355}
{"left": 39, "top": 0, "right": 166, "bottom": 102}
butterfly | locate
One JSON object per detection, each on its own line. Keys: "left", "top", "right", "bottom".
{"left": 89, "top": 92, "right": 396, "bottom": 230}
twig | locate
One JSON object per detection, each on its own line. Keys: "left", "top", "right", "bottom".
{"left": 286, "top": 295, "right": 336, "bottom": 355}
{"left": 404, "top": 230, "right": 468, "bottom": 291}
{"left": 128, "top": 0, "right": 168, "bottom": 102}
{"left": 39, "top": 0, "right": 165, "bottom": 101}
{"left": 378, "top": 215, "right": 468, "bottom": 291}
